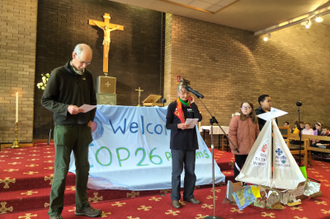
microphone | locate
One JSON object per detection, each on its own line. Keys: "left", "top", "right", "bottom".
{"left": 162, "top": 98, "right": 166, "bottom": 107}
{"left": 296, "top": 101, "right": 302, "bottom": 106}
{"left": 186, "top": 85, "right": 204, "bottom": 99}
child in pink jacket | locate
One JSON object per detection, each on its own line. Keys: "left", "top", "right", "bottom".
{"left": 228, "top": 100, "right": 260, "bottom": 180}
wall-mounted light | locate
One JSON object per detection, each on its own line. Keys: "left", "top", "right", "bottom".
{"left": 306, "top": 19, "right": 312, "bottom": 28}
{"left": 263, "top": 33, "right": 271, "bottom": 41}
{"left": 255, "top": 5, "right": 330, "bottom": 36}
{"left": 301, "top": 19, "right": 312, "bottom": 29}
{"left": 315, "top": 16, "right": 324, "bottom": 22}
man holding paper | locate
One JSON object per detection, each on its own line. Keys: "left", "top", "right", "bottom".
{"left": 41, "top": 44, "right": 100, "bottom": 219}
{"left": 166, "top": 78, "right": 202, "bottom": 209}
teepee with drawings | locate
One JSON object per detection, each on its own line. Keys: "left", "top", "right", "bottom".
{"left": 236, "top": 108, "right": 306, "bottom": 190}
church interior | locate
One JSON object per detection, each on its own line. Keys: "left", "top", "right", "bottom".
{"left": 1, "top": 0, "right": 330, "bottom": 218}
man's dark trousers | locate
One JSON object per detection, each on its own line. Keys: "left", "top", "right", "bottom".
{"left": 48, "top": 125, "right": 92, "bottom": 217}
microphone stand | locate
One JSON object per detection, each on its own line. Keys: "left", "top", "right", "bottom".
{"left": 298, "top": 105, "right": 302, "bottom": 167}
{"left": 196, "top": 97, "right": 239, "bottom": 219}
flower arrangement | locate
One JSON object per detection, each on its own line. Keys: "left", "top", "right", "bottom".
{"left": 36, "top": 73, "right": 50, "bottom": 90}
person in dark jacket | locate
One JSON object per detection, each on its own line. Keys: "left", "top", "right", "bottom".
{"left": 255, "top": 94, "right": 277, "bottom": 131}
{"left": 166, "top": 78, "right": 202, "bottom": 209}
{"left": 41, "top": 44, "right": 101, "bottom": 219}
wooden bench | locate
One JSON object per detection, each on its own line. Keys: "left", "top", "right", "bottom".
{"left": 285, "top": 133, "right": 309, "bottom": 167}
{"left": 301, "top": 134, "right": 330, "bottom": 166}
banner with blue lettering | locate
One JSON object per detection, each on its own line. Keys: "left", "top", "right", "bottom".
{"left": 69, "top": 105, "right": 225, "bottom": 191}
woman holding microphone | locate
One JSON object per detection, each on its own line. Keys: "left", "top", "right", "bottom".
{"left": 166, "top": 78, "right": 202, "bottom": 209}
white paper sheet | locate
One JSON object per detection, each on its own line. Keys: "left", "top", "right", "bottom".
{"left": 79, "top": 104, "right": 97, "bottom": 113}
{"left": 185, "top": 118, "right": 199, "bottom": 129}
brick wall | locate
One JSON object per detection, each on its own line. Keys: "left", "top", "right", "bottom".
{"left": 0, "top": 0, "right": 37, "bottom": 143}
{"left": 164, "top": 14, "right": 173, "bottom": 102}
{"left": 34, "top": 0, "right": 164, "bottom": 139}
{"left": 2, "top": 1, "right": 330, "bottom": 142}
{"left": 164, "top": 15, "right": 330, "bottom": 132}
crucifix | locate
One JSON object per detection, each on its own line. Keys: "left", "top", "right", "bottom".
{"left": 89, "top": 13, "right": 124, "bottom": 75}
{"left": 135, "top": 87, "right": 144, "bottom": 107}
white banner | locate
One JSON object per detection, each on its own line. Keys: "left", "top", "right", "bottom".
{"left": 69, "top": 105, "right": 225, "bottom": 191}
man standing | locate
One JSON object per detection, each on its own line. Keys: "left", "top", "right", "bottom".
{"left": 42, "top": 44, "right": 101, "bottom": 219}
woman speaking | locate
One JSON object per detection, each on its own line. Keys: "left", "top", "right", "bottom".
{"left": 166, "top": 78, "right": 202, "bottom": 209}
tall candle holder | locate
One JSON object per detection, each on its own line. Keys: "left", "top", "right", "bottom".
{"left": 11, "top": 122, "right": 20, "bottom": 149}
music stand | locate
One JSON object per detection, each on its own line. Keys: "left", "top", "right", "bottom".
{"left": 142, "top": 94, "right": 163, "bottom": 107}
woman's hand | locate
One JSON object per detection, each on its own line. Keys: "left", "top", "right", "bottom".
{"left": 177, "top": 123, "right": 189, "bottom": 130}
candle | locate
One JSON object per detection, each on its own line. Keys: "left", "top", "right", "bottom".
{"left": 16, "top": 92, "right": 18, "bottom": 123}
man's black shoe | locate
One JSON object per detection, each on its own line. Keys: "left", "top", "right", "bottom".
{"left": 75, "top": 206, "right": 102, "bottom": 217}
{"left": 184, "top": 198, "right": 200, "bottom": 204}
{"left": 49, "top": 215, "right": 63, "bottom": 219}
{"left": 172, "top": 200, "right": 181, "bottom": 209}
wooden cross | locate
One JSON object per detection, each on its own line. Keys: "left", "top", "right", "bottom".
{"left": 135, "top": 87, "right": 144, "bottom": 107}
{"left": 89, "top": 13, "right": 124, "bottom": 75}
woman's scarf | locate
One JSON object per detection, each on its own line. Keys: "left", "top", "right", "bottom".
{"left": 174, "top": 98, "right": 185, "bottom": 123}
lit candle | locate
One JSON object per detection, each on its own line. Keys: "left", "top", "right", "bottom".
{"left": 16, "top": 92, "right": 18, "bottom": 123}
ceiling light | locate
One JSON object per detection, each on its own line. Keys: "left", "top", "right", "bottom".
{"left": 315, "top": 16, "right": 324, "bottom": 22}
{"left": 263, "top": 33, "right": 271, "bottom": 41}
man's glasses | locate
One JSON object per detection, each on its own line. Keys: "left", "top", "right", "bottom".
{"left": 76, "top": 53, "right": 91, "bottom": 65}
{"left": 241, "top": 106, "right": 251, "bottom": 110}
{"left": 78, "top": 59, "right": 91, "bottom": 66}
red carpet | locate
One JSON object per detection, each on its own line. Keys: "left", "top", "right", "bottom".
{"left": 3, "top": 179, "right": 330, "bottom": 219}
{"left": 1, "top": 144, "right": 330, "bottom": 218}
{"left": 0, "top": 144, "right": 234, "bottom": 216}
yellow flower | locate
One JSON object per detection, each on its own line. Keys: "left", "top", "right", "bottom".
{"left": 37, "top": 72, "right": 51, "bottom": 90}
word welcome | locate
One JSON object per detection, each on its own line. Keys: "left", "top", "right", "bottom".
{"left": 109, "top": 116, "right": 168, "bottom": 135}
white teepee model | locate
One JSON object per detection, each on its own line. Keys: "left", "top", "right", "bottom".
{"left": 236, "top": 108, "right": 306, "bottom": 190}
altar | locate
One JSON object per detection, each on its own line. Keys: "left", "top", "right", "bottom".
{"left": 69, "top": 105, "right": 225, "bottom": 191}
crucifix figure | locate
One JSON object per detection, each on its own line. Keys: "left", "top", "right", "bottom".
{"left": 94, "top": 24, "right": 119, "bottom": 58}
{"left": 89, "top": 13, "right": 124, "bottom": 74}
{"left": 135, "top": 87, "right": 144, "bottom": 107}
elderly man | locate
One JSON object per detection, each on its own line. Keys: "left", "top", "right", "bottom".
{"left": 42, "top": 44, "right": 101, "bottom": 219}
